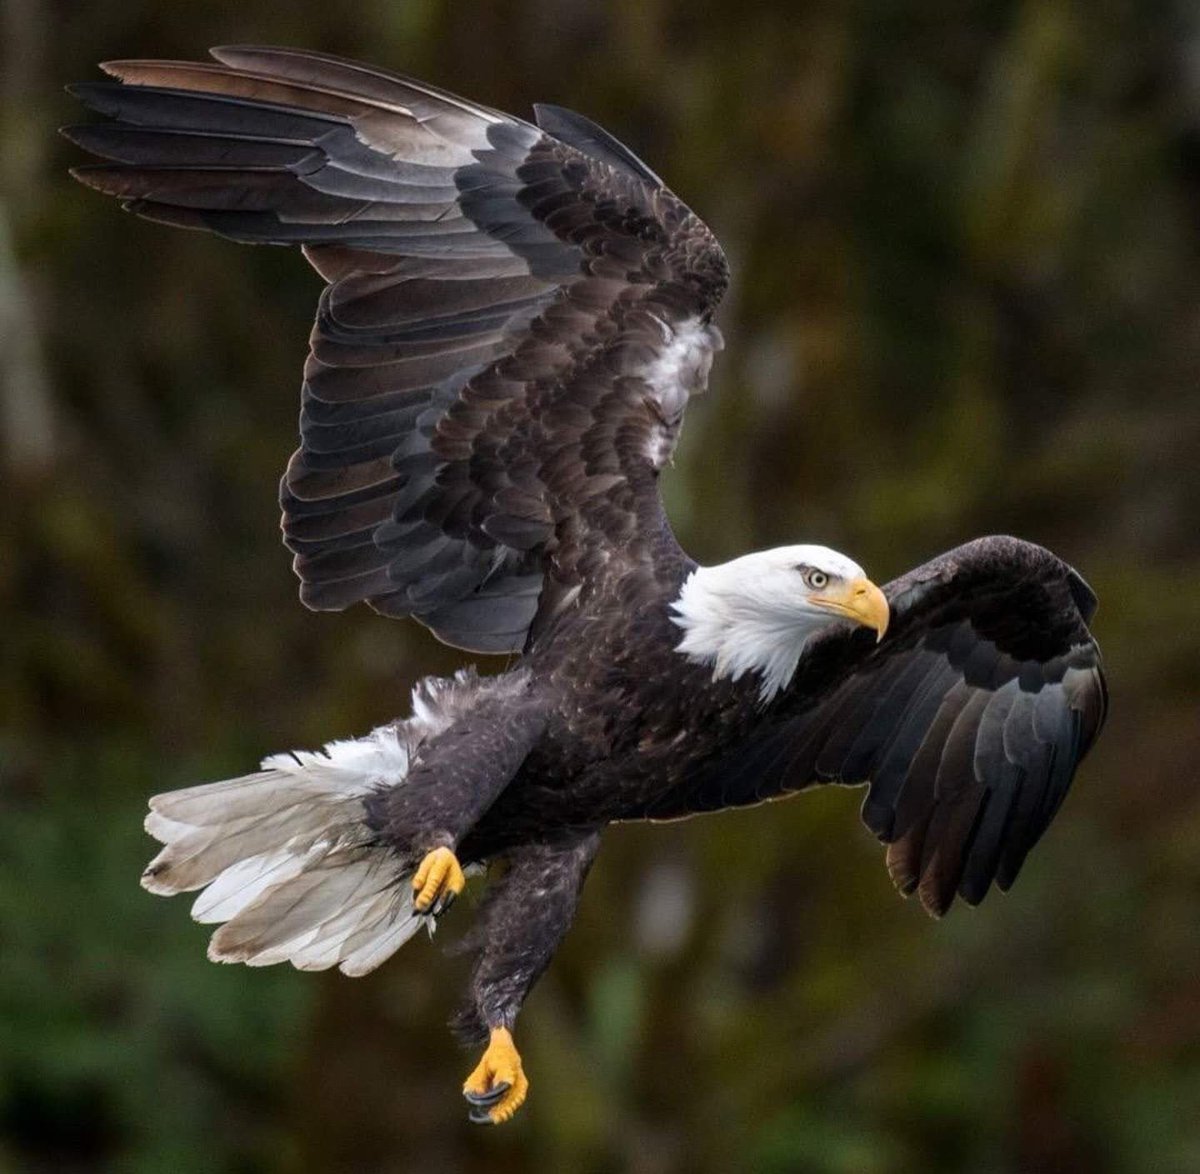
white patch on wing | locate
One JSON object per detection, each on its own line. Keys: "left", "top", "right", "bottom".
{"left": 645, "top": 423, "right": 677, "bottom": 469}
{"left": 670, "top": 545, "right": 866, "bottom": 703}
{"left": 640, "top": 316, "right": 721, "bottom": 468}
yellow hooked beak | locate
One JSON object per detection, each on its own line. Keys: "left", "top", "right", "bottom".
{"left": 808, "top": 576, "right": 889, "bottom": 642}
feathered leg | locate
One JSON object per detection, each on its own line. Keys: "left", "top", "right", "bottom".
{"left": 363, "top": 682, "right": 549, "bottom": 916}
{"left": 452, "top": 830, "right": 602, "bottom": 1124}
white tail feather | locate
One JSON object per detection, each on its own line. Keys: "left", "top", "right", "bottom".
{"left": 191, "top": 849, "right": 312, "bottom": 924}
{"left": 141, "top": 670, "right": 513, "bottom": 976}
{"left": 207, "top": 854, "right": 422, "bottom": 973}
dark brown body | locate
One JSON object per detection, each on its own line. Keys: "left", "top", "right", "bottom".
{"left": 463, "top": 566, "right": 762, "bottom": 853}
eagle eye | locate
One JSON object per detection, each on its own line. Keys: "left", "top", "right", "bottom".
{"left": 800, "top": 568, "right": 829, "bottom": 590}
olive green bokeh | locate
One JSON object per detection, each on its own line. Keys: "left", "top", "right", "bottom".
{"left": 3, "top": 1, "right": 1199, "bottom": 1170}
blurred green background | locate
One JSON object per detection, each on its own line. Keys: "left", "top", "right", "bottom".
{"left": 3, "top": 0, "right": 1199, "bottom": 1170}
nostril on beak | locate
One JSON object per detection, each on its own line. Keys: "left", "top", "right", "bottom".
{"left": 854, "top": 583, "right": 868, "bottom": 597}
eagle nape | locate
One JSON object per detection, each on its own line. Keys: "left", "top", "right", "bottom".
{"left": 68, "top": 45, "right": 1108, "bottom": 1125}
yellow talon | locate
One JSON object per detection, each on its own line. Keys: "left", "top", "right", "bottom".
{"left": 462, "top": 1027, "right": 529, "bottom": 1124}
{"left": 411, "top": 846, "right": 465, "bottom": 914}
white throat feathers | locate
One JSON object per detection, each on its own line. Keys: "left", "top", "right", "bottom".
{"left": 670, "top": 545, "right": 869, "bottom": 703}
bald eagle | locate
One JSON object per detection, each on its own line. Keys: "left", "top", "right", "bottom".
{"left": 67, "top": 47, "right": 1107, "bottom": 1125}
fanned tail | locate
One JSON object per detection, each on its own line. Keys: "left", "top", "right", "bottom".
{"left": 142, "top": 725, "right": 421, "bottom": 976}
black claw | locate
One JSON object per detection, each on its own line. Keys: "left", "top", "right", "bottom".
{"left": 468, "top": 1106, "right": 495, "bottom": 1125}
{"left": 421, "top": 888, "right": 460, "bottom": 919}
{"left": 463, "top": 1081, "right": 509, "bottom": 1107}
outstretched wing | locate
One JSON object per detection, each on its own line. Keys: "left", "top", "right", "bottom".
{"left": 653, "top": 537, "right": 1108, "bottom": 916}
{"left": 66, "top": 46, "right": 728, "bottom": 652}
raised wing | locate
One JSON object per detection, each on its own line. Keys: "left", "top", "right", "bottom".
{"left": 66, "top": 46, "right": 728, "bottom": 652}
{"left": 651, "top": 537, "right": 1108, "bottom": 916}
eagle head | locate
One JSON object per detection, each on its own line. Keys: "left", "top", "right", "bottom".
{"left": 670, "top": 545, "right": 888, "bottom": 703}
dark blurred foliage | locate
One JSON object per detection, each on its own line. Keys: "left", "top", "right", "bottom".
{"left": 2, "top": 0, "right": 1199, "bottom": 1170}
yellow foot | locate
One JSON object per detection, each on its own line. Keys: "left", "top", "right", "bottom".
{"left": 462, "top": 1027, "right": 529, "bottom": 1125}
{"left": 411, "top": 846, "right": 465, "bottom": 916}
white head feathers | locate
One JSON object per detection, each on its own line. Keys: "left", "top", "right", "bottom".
{"left": 670, "top": 545, "right": 869, "bottom": 703}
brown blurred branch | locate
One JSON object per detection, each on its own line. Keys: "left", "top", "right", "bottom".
{"left": 0, "top": 204, "right": 54, "bottom": 477}
{"left": 0, "top": 0, "right": 53, "bottom": 477}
